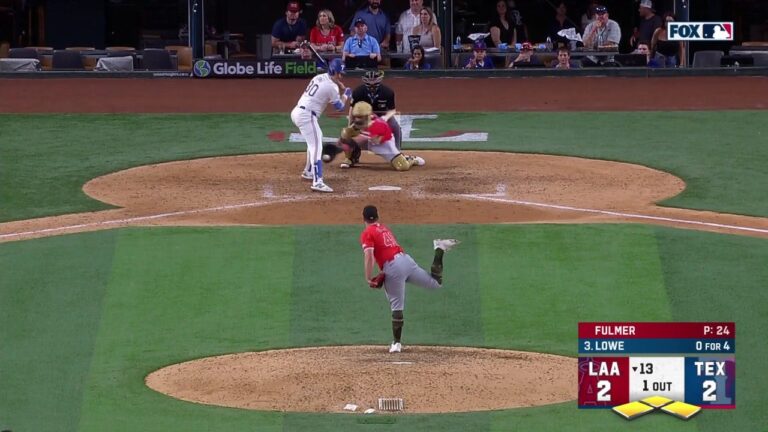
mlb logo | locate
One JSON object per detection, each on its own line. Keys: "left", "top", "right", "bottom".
{"left": 668, "top": 22, "right": 733, "bottom": 41}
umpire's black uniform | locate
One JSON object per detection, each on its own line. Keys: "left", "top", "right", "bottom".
{"left": 350, "top": 84, "right": 402, "bottom": 149}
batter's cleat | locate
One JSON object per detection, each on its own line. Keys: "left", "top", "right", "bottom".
{"left": 339, "top": 158, "right": 354, "bottom": 169}
{"left": 406, "top": 155, "right": 426, "bottom": 166}
{"left": 433, "top": 239, "right": 461, "bottom": 251}
{"left": 311, "top": 182, "right": 334, "bottom": 193}
{"left": 301, "top": 170, "right": 313, "bottom": 180}
{"left": 389, "top": 342, "right": 402, "bottom": 353}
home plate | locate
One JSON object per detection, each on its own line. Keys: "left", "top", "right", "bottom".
{"left": 368, "top": 185, "right": 402, "bottom": 191}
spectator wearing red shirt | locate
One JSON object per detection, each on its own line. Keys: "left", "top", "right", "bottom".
{"left": 309, "top": 9, "right": 344, "bottom": 52}
{"left": 360, "top": 205, "right": 460, "bottom": 353}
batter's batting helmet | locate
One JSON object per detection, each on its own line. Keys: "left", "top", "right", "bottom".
{"left": 328, "top": 58, "right": 345, "bottom": 75}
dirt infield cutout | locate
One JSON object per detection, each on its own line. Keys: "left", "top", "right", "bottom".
{"left": 1, "top": 151, "right": 767, "bottom": 242}
{"left": 145, "top": 345, "right": 576, "bottom": 413}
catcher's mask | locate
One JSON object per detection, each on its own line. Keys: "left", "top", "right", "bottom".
{"left": 362, "top": 69, "right": 384, "bottom": 92}
{"left": 352, "top": 101, "right": 373, "bottom": 128}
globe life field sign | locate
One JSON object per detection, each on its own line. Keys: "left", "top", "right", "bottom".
{"left": 668, "top": 22, "right": 734, "bottom": 41}
{"left": 193, "top": 60, "right": 318, "bottom": 78}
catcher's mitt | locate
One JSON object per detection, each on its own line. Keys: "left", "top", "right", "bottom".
{"left": 322, "top": 143, "right": 344, "bottom": 162}
{"left": 369, "top": 273, "right": 386, "bottom": 288}
{"left": 341, "top": 125, "right": 361, "bottom": 140}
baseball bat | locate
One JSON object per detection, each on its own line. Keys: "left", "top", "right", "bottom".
{"left": 300, "top": 41, "right": 329, "bottom": 70}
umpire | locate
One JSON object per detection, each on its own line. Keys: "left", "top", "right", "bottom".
{"left": 350, "top": 70, "right": 402, "bottom": 150}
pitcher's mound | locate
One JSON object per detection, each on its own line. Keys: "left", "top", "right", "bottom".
{"left": 146, "top": 345, "right": 576, "bottom": 413}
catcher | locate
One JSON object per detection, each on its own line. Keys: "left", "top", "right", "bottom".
{"left": 350, "top": 70, "right": 402, "bottom": 150}
{"left": 325, "top": 101, "right": 424, "bottom": 171}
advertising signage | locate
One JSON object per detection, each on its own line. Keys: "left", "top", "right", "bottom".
{"left": 193, "top": 59, "right": 318, "bottom": 78}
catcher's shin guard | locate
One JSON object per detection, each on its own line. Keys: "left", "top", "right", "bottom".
{"left": 390, "top": 153, "right": 413, "bottom": 171}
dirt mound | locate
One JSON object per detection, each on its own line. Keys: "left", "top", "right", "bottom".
{"left": 145, "top": 345, "right": 576, "bottom": 414}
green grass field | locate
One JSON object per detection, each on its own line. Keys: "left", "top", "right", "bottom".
{"left": 1, "top": 112, "right": 766, "bottom": 431}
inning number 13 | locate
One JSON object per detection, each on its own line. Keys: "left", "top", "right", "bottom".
{"left": 597, "top": 380, "right": 611, "bottom": 401}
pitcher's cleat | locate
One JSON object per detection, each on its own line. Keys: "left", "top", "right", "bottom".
{"left": 433, "top": 239, "right": 461, "bottom": 251}
{"left": 311, "top": 182, "right": 334, "bottom": 193}
{"left": 389, "top": 342, "right": 402, "bottom": 353}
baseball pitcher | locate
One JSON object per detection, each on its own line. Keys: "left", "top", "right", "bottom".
{"left": 291, "top": 57, "right": 351, "bottom": 193}
{"left": 360, "top": 205, "right": 460, "bottom": 353}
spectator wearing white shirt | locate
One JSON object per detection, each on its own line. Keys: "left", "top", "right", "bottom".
{"left": 395, "top": 0, "right": 436, "bottom": 53}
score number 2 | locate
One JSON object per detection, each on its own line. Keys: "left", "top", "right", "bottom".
{"left": 597, "top": 380, "right": 611, "bottom": 401}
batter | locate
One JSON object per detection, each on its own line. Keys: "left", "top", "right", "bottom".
{"left": 291, "top": 58, "right": 351, "bottom": 193}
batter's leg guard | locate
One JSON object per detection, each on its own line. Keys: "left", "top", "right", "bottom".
{"left": 430, "top": 248, "right": 445, "bottom": 284}
{"left": 390, "top": 153, "right": 413, "bottom": 171}
{"left": 392, "top": 310, "right": 404, "bottom": 343}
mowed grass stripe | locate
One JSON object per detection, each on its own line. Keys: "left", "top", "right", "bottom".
{"left": 478, "top": 224, "right": 671, "bottom": 356}
{"left": 0, "top": 232, "right": 117, "bottom": 432}
{"left": 75, "top": 227, "right": 294, "bottom": 432}
{"left": 656, "top": 227, "right": 768, "bottom": 432}
{"left": 287, "top": 224, "right": 481, "bottom": 347}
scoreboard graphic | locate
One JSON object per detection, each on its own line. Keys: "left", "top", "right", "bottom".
{"left": 577, "top": 322, "right": 735, "bottom": 420}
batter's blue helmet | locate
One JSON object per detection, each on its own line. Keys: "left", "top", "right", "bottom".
{"left": 327, "top": 58, "right": 345, "bottom": 75}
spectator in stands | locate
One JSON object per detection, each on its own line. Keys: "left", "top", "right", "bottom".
{"left": 581, "top": 4, "right": 620, "bottom": 65}
{"left": 407, "top": 7, "right": 441, "bottom": 53}
{"left": 343, "top": 17, "right": 381, "bottom": 69}
{"left": 580, "top": 0, "right": 598, "bottom": 33}
{"left": 553, "top": 46, "right": 581, "bottom": 69}
{"left": 506, "top": 0, "right": 528, "bottom": 43}
{"left": 508, "top": 42, "right": 542, "bottom": 67}
{"left": 396, "top": 0, "right": 435, "bottom": 53}
{"left": 310, "top": 9, "right": 344, "bottom": 52}
{"left": 630, "top": 0, "right": 663, "bottom": 50}
{"left": 651, "top": 13, "right": 686, "bottom": 67}
{"left": 405, "top": 45, "right": 431, "bottom": 70}
{"left": 582, "top": 5, "right": 620, "bottom": 50}
{"left": 489, "top": 0, "right": 517, "bottom": 49}
{"left": 634, "top": 41, "right": 660, "bottom": 67}
{"left": 349, "top": 0, "right": 391, "bottom": 51}
{"left": 272, "top": 1, "right": 308, "bottom": 53}
{"left": 549, "top": 2, "right": 576, "bottom": 43}
{"left": 463, "top": 40, "right": 494, "bottom": 69}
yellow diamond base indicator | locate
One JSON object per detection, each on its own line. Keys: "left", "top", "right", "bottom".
{"left": 661, "top": 401, "right": 702, "bottom": 420}
{"left": 641, "top": 395, "right": 674, "bottom": 408}
{"left": 612, "top": 401, "right": 656, "bottom": 420}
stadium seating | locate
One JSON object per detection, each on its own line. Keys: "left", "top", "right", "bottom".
{"left": 692, "top": 50, "right": 724, "bottom": 68}
{"left": 142, "top": 48, "right": 175, "bottom": 70}
{"left": 165, "top": 45, "right": 192, "bottom": 72}
{"left": 52, "top": 50, "right": 84, "bottom": 70}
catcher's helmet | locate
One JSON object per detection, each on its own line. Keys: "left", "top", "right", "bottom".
{"left": 361, "top": 69, "right": 384, "bottom": 86}
{"left": 327, "top": 58, "right": 345, "bottom": 76}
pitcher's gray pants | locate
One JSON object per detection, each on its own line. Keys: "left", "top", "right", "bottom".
{"left": 382, "top": 252, "right": 441, "bottom": 311}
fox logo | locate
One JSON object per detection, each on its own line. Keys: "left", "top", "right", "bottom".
{"left": 669, "top": 22, "right": 733, "bottom": 41}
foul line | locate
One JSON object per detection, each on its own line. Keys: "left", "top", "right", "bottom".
{"left": 0, "top": 197, "right": 304, "bottom": 240}
{"left": 462, "top": 194, "right": 768, "bottom": 235}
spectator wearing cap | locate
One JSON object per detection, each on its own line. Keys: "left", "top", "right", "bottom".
{"left": 508, "top": 42, "right": 542, "bottom": 68}
{"left": 582, "top": 5, "right": 620, "bottom": 65}
{"left": 630, "top": 0, "right": 663, "bottom": 50}
{"left": 343, "top": 18, "right": 381, "bottom": 69}
{"left": 553, "top": 46, "right": 581, "bottom": 69}
{"left": 463, "top": 40, "right": 494, "bottom": 69}
{"left": 582, "top": 5, "right": 620, "bottom": 49}
{"left": 271, "top": 1, "right": 308, "bottom": 53}
{"left": 349, "top": 0, "right": 391, "bottom": 51}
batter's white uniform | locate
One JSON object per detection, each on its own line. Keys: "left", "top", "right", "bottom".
{"left": 291, "top": 73, "right": 343, "bottom": 191}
